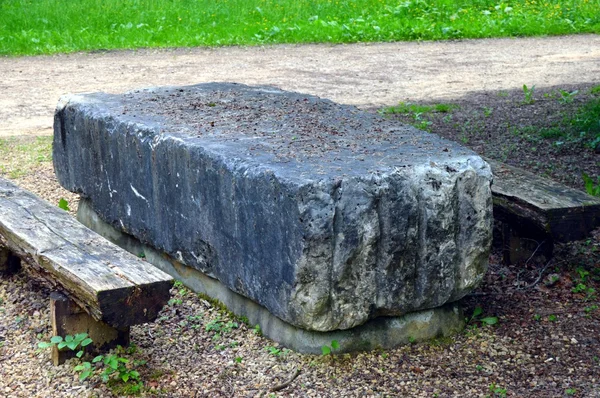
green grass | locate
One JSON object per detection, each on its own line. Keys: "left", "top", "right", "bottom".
{"left": 521, "top": 86, "right": 600, "bottom": 149}
{"left": 545, "top": 88, "right": 600, "bottom": 149}
{"left": 0, "top": 136, "right": 53, "bottom": 179}
{"left": 381, "top": 102, "right": 457, "bottom": 115}
{"left": 1, "top": 0, "right": 599, "bottom": 56}
{"left": 569, "top": 95, "right": 600, "bottom": 149}
{"left": 380, "top": 101, "right": 458, "bottom": 131}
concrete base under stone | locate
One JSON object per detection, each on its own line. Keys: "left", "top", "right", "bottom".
{"left": 78, "top": 199, "right": 465, "bottom": 353}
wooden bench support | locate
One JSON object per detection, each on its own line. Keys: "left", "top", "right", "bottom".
{"left": 50, "top": 292, "right": 130, "bottom": 365}
{"left": 0, "top": 247, "right": 21, "bottom": 274}
{"left": 500, "top": 222, "right": 553, "bottom": 265}
{"left": 488, "top": 159, "right": 600, "bottom": 264}
{"left": 0, "top": 177, "right": 173, "bottom": 329}
{"left": 0, "top": 177, "right": 173, "bottom": 365}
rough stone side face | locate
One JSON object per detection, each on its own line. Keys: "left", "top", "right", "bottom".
{"left": 287, "top": 164, "right": 492, "bottom": 331}
{"left": 53, "top": 83, "right": 493, "bottom": 332}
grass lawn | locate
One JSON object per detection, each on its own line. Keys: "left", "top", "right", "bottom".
{"left": 0, "top": 136, "right": 52, "bottom": 179}
{"left": 1, "top": 0, "right": 599, "bottom": 56}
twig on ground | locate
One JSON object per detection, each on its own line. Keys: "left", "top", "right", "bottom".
{"left": 524, "top": 240, "right": 546, "bottom": 266}
{"left": 536, "top": 308, "right": 576, "bottom": 317}
{"left": 517, "top": 259, "right": 554, "bottom": 291}
{"left": 466, "top": 291, "right": 509, "bottom": 297}
{"left": 269, "top": 367, "right": 301, "bottom": 392}
{"left": 515, "top": 269, "right": 524, "bottom": 288}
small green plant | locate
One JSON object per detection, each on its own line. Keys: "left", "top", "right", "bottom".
{"left": 86, "top": 352, "right": 141, "bottom": 384}
{"left": 590, "top": 85, "right": 600, "bottom": 96}
{"left": 186, "top": 314, "right": 204, "bottom": 330}
{"left": 468, "top": 306, "right": 498, "bottom": 326}
{"left": 234, "top": 356, "right": 243, "bottom": 363}
{"left": 483, "top": 107, "right": 493, "bottom": 117}
{"left": 488, "top": 383, "right": 507, "bottom": 397}
{"left": 58, "top": 198, "right": 70, "bottom": 211}
{"left": 205, "top": 317, "right": 238, "bottom": 334}
{"left": 565, "top": 387, "right": 577, "bottom": 395}
{"left": 572, "top": 283, "right": 588, "bottom": 293}
{"left": 321, "top": 339, "right": 340, "bottom": 356}
{"left": 37, "top": 332, "right": 92, "bottom": 360}
{"left": 582, "top": 173, "right": 600, "bottom": 196}
{"left": 558, "top": 89, "right": 579, "bottom": 104}
{"left": 571, "top": 266, "right": 597, "bottom": 301}
{"left": 415, "top": 117, "right": 433, "bottom": 131}
{"left": 585, "top": 304, "right": 598, "bottom": 314}
{"left": 576, "top": 267, "right": 590, "bottom": 282}
{"left": 548, "top": 314, "right": 558, "bottom": 322}
{"left": 522, "top": 84, "right": 536, "bottom": 104}
{"left": 265, "top": 345, "right": 281, "bottom": 356}
{"left": 168, "top": 298, "right": 182, "bottom": 306}
{"left": 533, "top": 314, "right": 542, "bottom": 321}
{"left": 265, "top": 345, "right": 289, "bottom": 358}
{"left": 38, "top": 334, "right": 142, "bottom": 388}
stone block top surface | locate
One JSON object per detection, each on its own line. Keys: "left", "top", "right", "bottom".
{"left": 61, "top": 83, "right": 477, "bottom": 181}
{"left": 54, "top": 83, "right": 493, "bottom": 332}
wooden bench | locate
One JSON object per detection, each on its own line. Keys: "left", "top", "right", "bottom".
{"left": 0, "top": 177, "right": 173, "bottom": 364}
{"left": 487, "top": 159, "right": 600, "bottom": 264}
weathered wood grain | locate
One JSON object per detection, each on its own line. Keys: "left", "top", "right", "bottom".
{"left": 0, "top": 177, "right": 173, "bottom": 328}
{"left": 488, "top": 159, "right": 600, "bottom": 242}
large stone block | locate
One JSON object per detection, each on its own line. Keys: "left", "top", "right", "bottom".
{"left": 53, "top": 83, "right": 492, "bottom": 332}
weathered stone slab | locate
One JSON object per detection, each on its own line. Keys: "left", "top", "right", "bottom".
{"left": 53, "top": 83, "right": 493, "bottom": 332}
{"left": 78, "top": 198, "right": 465, "bottom": 354}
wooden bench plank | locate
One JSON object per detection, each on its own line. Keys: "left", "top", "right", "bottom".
{"left": 0, "top": 177, "right": 173, "bottom": 328}
{"left": 488, "top": 159, "right": 600, "bottom": 243}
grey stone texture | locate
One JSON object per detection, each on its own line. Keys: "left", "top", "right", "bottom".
{"left": 78, "top": 198, "right": 465, "bottom": 354}
{"left": 53, "top": 83, "right": 493, "bottom": 332}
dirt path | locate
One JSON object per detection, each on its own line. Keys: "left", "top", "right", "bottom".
{"left": 1, "top": 34, "right": 599, "bottom": 137}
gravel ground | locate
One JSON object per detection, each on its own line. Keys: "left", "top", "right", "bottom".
{"left": 1, "top": 154, "right": 599, "bottom": 398}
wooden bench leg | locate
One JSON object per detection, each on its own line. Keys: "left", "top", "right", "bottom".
{"left": 0, "top": 247, "right": 21, "bottom": 274}
{"left": 50, "top": 292, "right": 130, "bottom": 366}
{"left": 501, "top": 222, "right": 553, "bottom": 265}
